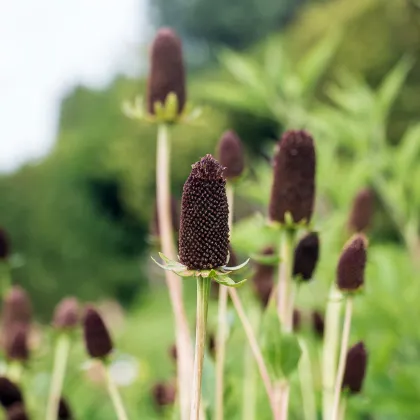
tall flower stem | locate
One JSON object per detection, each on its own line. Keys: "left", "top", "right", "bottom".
{"left": 228, "top": 288, "right": 276, "bottom": 415}
{"left": 322, "top": 285, "right": 344, "bottom": 420}
{"left": 215, "top": 183, "right": 234, "bottom": 420}
{"left": 275, "top": 228, "right": 296, "bottom": 419}
{"left": 190, "top": 277, "right": 211, "bottom": 420}
{"left": 46, "top": 334, "right": 71, "bottom": 420}
{"left": 331, "top": 297, "right": 353, "bottom": 420}
{"left": 157, "top": 123, "right": 193, "bottom": 420}
{"left": 103, "top": 363, "right": 129, "bottom": 420}
{"left": 298, "top": 338, "right": 317, "bottom": 420}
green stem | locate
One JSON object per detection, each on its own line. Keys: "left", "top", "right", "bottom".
{"left": 46, "top": 334, "right": 71, "bottom": 420}
{"left": 331, "top": 297, "right": 353, "bottom": 420}
{"left": 298, "top": 338, "right": 317, "bottom": 420}
{"left": 215, "top": 184, "right": 234, "bottom": 420}
{"left": 157, "top": 124, "right": 193, "bottom": 420}
{"left": 322, "top": 285, "right": 344, "bottom": 420}
{"left": 104, "top": 362, "right": 129, "bottom": 420}
{"left": 190, "top": 277, "right": 211, "bottom": 420}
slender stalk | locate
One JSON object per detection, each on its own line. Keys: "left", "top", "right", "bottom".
{"left": 215, "top": 184, "right": 234, "bottom": 420}
{"left": 331, "top": 297, "right": 353, "bottom": 420}
{"left": 103, "top": 363, "right": 129, "bottom": 420}
{"left": 228, "top": 288, "right": 276, "bottom": 415}
{"left": 338, "top": 397, "right": 347, "bottom": 420}
{"left": 157, "top": 124, "right": 193, "bottom": 420}
{"left": 322, "top": 285, "right": 344, "bottom": 420}
{"left": 190, "top": 277, "right": 211, "bottom": 420}
{"left": 46, "top": 334, "right": 71, "bottom": 420}
{"left": 298, "top": 338, "right": 317, "bottom": 420}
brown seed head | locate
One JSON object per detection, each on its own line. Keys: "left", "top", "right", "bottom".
{"left": 4, "top": 324, "right": 29, "bottom": 362}
{"left": 152, "top": 381, "right": 176, "bottom": 408}
{"left": 336, "top": 235, "right": 367, "bottom": 292}
{"left": 0, "top": 377, "right": 23, "bottom": 409}
{"left": 147, "top": 28, "right": 186, "bottom": 116}
{"left": 269, "top": 130, "right": 316, "bottom": 224}
{"left": 252, "top": 246, "right": 275, "bottom": 308}
{"left": 348, "top": 188, "right": 375, "bottom": 233}
{"left": 342, "top": 341, "right": 368, "bottom": 394}
{"left": 293, "top": 232, "right": 320, "bottom": 281}
{"left": 58, "top": 397, "right": 72, "bottom": 420}
{"left": 0, "top": 228, "right": 10, "bottom": 260}
{"left": 83, "top": 307, "right": 113, "bottom": 359}
{"left": 217, "top": 130, "right": 245, "bottom": 179}
{"left": 311, "top": 311, "right": 325, "bottom": 338}
{"left": 53, "top": 298, "right": 80, "bottom": 330}
{"left": 178, "top": 155, "right": 229, "bottom": 270}
{"left": 6, "top": 404, "right": 28, "bottom": 420}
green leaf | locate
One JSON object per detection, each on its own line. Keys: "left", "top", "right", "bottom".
{"left": 213, "top": 276, "right": 247, "bottom": 288}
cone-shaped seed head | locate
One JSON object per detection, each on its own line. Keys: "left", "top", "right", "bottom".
{"left": 293, "top": 232, "right": 319, "bottom": 281}
{"left": 0, "top": 228, "right": 10, "bottom": 260}
{"left": 0, "top": 377, "right": 23, "bottom": 409}
{"left": 152, "top": 382, "right": 176, "bottom": 408}
{"left": 252, "top": 246, "right": 275, "bottom": 308}
{"left": 147, "top": 28, "right": 186, "bottom": 115}
{"left": 53, "top": 297, "right": 80, "bottom": 330}
{"left": 312, "top": 311, "right": 324, "bottom": 338}
{"left": 151, "top": 196, "right": 179, "bottom": 237}
{"left": 2, "top": 286, "right": 32, "bottom": 328}
{"left": 179, "top": 155, "right": 229, "bottom": 270}
{"left": 269, "top": 130, "right": 316, "bottom": 224}
{"left": 58, "top": 398, "right": 72, "bottom": 420}
{"left": 336, "top": 235, "right": 367, "bottom": 291}
{"left": 4, "top": 324, "right": 29, "bottom": 362}
{"left": 342, "top": 341, "right": 368, "bottom": 394}
{"left": 217, "top": 130, "right": 245, "bottom": 179}
{"left": 83, "top": 307, "right": 113, "bottom": 359}
{"left": 348, "top": 188, "right": 375, "bottom": 233}
{"left": 6, "top": 404, "right": 28, "bottom": 420}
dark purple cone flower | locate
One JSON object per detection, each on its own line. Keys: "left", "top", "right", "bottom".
{"left": 348, "top": 188, "right": 375, "bottom": 233}
{"left": 53, "top": 297, "right": 80, "bottom": 330}
{"left": 293, "top": 232, "right": 319, "bottom": 281}
{"left": 83, "top": 307, "right": 113, "bottom": 359}
{"left": 217, "top": 130, "right": 245, "bottom": 180}
{"left": 342, "top": 341, "right": 368, "bottom": 394}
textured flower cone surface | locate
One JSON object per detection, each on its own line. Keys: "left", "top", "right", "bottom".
{"left": 312, "top": 311, "right": 324, "bottom": 338}
{"left": 83, "top": 307, "right": 113, "bottom": 359}
{"left": 6, "top": 404, "right": 28, "bottom": 420}
{"left": 4, "top": 324, "right": 29, "bottom": 362}
{"left": 342, "top": 341, "right": 368, "bottom": 394}
{"left": 217, "top": 130, "right": 245, "bottom": 179}
{"left": 147, "top": 28, "right": 186, "bottom": 115}
{"left": 336, "top": 235, "right": 367, "bottom": 291}
{"left": 53, "top": 297, "right": 80, "bottom": 330}
{"left": 293, "top": 232, "right": 319, "bottom": 281}
{"left": 0, "top": 228, "right": 10, "bottom": 260}
{"left": 178, "top": 155, "right": 229, "bottom": 270}
{"left": 252, "top": 246, "right": 275, "bottom": 307}
{"left": 58, "top": 398, "right": 72, "bottom": 419}
{"left": 348, "top": 188, "right": 375, "bottom": 233}
{"left": 0, "top": 377, "right": 23, "bottom": 409}
{"left": 269, "top": 130, "right": 316, "bottom": 224}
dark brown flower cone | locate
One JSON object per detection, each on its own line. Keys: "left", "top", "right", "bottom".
{"left": 269, "top": 130, "right": 316, "bottom": 224}
{"left": 293, "top": 232, "right": 320, "bottom": 281}
{"left": 53, "top": 297, "right": 80, "bottom": 330}
{"left": 2, "top": 286, "right": 32, "bottom": 328}
{"left": 252, "top": 247, "right": 275, "bottom": 308}
{"left": 6, "top": 403, "right": 28, "bottom": 420}
{"left": 82, "top": 307, "right": 113, "bottom": 359}
{"left": 4, "top": 324, "right": 29, "bottom": 362}
{"left": 342, "top": 341, "right": 368, "bottom": 394}
{"left": 217, "top": 130, "right": 245, "bottom": 180}
{"left": 336, "top": 235, "right": 367, "bottom": 292}
{"left": 348, "top": 188, "right": 375, "bottom": 233}
{"left": 0, "top": 228, "right": 10, "bottom": 261}
{"left": 58, "top": 397, "right": 72, "bottom": 419}
{"left": 151, "top": 196, "right": 180, "bottom": 238}
{"left": 0, "top": 377, "right": 23, "bottom": 409}
{"left": 146, "top": 28, "right": 186, "bottom": 116}
{"left": 312, "top": 311, "right": 325, "bottom": 339}
{"left": 178, "top": 155, "right": 229, "bottom": 270}
{"left": 152, "top": 381, "right": 176, "bottom": 409}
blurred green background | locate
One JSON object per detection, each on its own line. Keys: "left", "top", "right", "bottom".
{"left": 1, "top": 0, "right": 420, "bottom": 418}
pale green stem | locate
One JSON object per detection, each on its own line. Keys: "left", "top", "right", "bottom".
{"left": 215, "top": 184, "right": 234, "bottom": 420}
{"left": 157, "top": 124, "right": 193, "bottom": 420}
{"left": 228, "top": 288, "right": 276, "bottom": 416}
{"left": 104, "top": 363, "right": 129, "bottom": 420}
{"left": 322, "top": 285, "right": 344, "bottom": 420}
{"left": 338, "top": 397, "right": 347, "bottom": 420}
{"left": 275, "top": 229, "right": 296, "bottom": 420}
{"left": 46, "top": 334, "right": 71, "bottom": 420}
{"left": 190, "top": 277, "right": 211, "bottom": 420}
{"left": 331, "top": 297, "right": 353, "bottom": 420}
{"left": 298, "top": 338, "right": 317, "bottom": 420}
